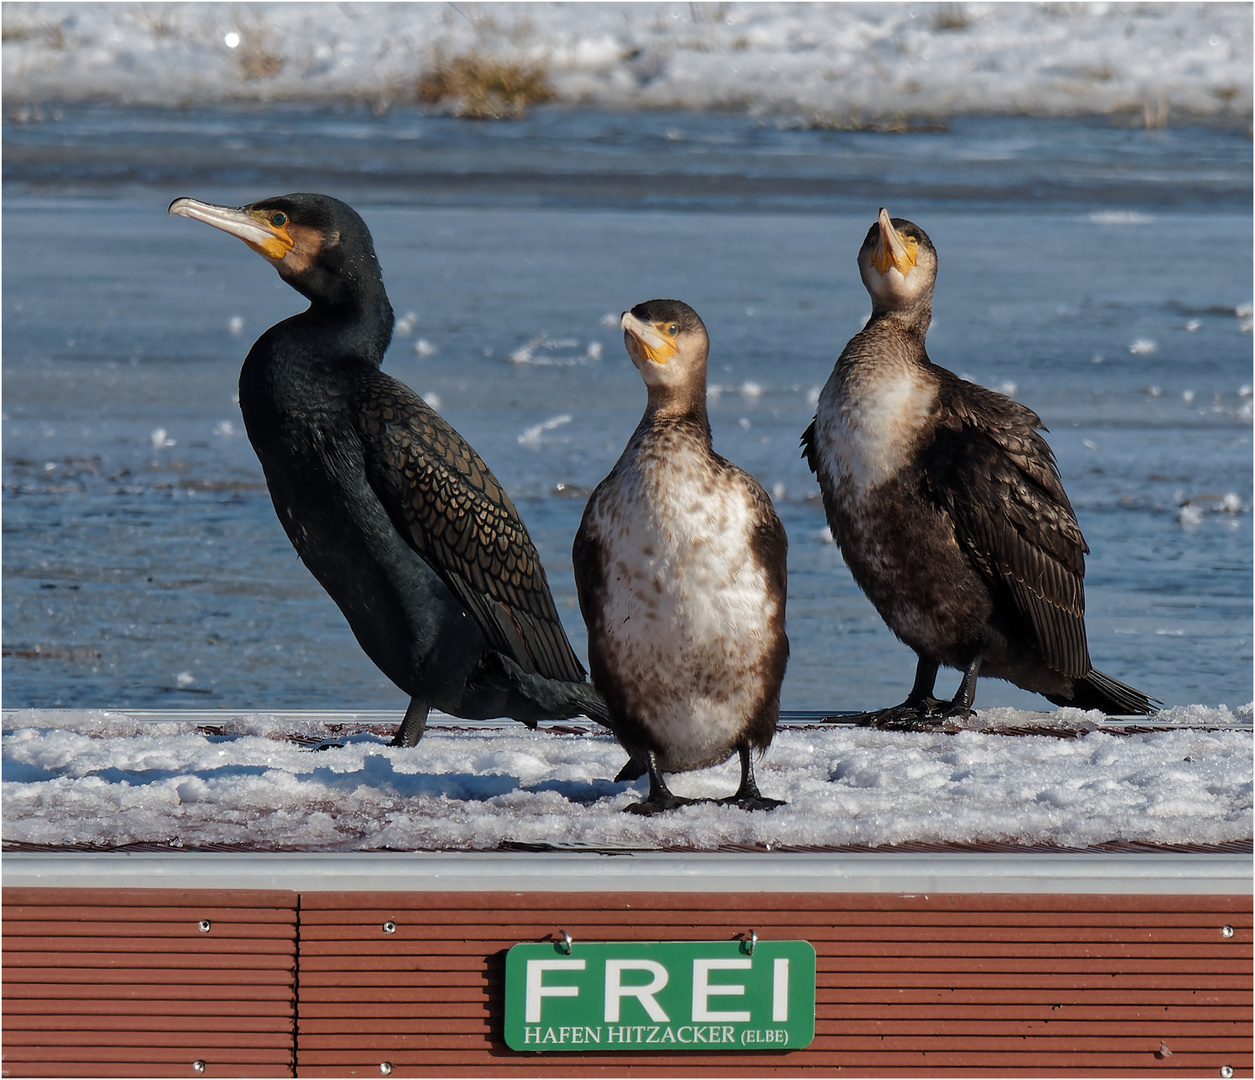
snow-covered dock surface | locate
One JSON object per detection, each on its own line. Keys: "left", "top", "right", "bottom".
{"left": 3, "top": 707, "right": 1250, "bottom": 855}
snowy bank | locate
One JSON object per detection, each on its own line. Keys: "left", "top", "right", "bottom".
{"left": 2, "top": 2, "right": 1251, "bottom": 123}
{"left": 3, "top": 708, "right": 1250, "bottom": 853}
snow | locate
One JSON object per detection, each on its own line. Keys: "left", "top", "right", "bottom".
{"left": 3, "top": 708, "right": 1250, "bottom": 852}
{"left": 2, "top": 2, "right": 1250, "bottom": 122}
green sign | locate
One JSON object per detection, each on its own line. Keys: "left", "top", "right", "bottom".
{"left": 504, "top": 939, "right": 816, "bottom": 1052}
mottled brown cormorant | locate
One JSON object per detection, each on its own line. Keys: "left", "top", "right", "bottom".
{"left": 169, "top": 193, "right": 606, "bottom": 744}
{"left": 573, "top": 300, "right": 789, "bottom": 813}
{"left": 802, "top": 209, "right": 1157, "bottom": 725}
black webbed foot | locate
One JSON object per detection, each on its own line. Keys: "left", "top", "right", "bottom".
{"left": 626, "top": 792, "right": 698, "bottom": 816}
{"left": 862, "top": 699, "right": 973, "bottom": 731}
{"left": 717, "top": 745, "right": 785, "bottom": 811}
{"left": 850, "top": 655, "right": 980, "bottom": 729}
{"left": 622, "top": 749, "right": 696, "bottom": 815}
{"left": 716, "top": 791, "right": 785, "bottom": 812}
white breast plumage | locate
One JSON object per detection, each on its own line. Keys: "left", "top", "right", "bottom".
{"left": 813, "top": 358, "right": 937, "bottom": 498}
{"left": 585, "top": 432, "right": 777, "bottom": 772}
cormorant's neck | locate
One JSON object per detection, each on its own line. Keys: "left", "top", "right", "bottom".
{"left": 643, "top": 383, "right": 712, "bottom": 438}
{"left": 298, "top": 280, "right": 394, "bottom": 366}
{"left": 866, "top": 300, "right": 932, "bottom": 343}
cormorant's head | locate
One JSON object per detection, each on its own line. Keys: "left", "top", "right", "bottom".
{"left": 168, "top": 193, "right": 387, "bottom": 312}
{"left": 620, "top": 299, "right": 710, "bottom": 404}
{"left": 857, "top": 208, "right": 938, "bottom": 316}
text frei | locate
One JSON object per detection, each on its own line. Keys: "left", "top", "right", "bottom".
{"left": 503, "top": 941, "right": 816, "bottom": 1052}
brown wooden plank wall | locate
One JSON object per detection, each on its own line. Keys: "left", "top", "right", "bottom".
{"left": 2, "top": 888, "right": 299, "bottom": 1078}
{"left": 297, "top": 890, "right": 1252, "bottom": 1078}
{"left": 4, "top": 886, "right": 1249, "bottom": 1078}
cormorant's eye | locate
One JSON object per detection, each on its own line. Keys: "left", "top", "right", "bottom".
{"left": 905, "top": 236, "right": 918, "bottom": 250}
{"left": 270, "top": 212, "right": 287, "bottom": 228}
{"left": 667, "top": 323, "right": 679, "bottom": 336}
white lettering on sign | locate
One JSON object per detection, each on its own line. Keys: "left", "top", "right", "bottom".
{"left": 524, "top": 959, "right": 585, "bottom": 1023}
{"left": 604, "top": 959, "right": 671, "bottom": 1022}
{"left": 691, "top": 958, "right": 751, "bottom": 1022}
{"left": 772, "top": 957, "right": 789, "bottom": 1022}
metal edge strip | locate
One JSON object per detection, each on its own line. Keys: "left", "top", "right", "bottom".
{"left": 2, "top": 851, "right": 1249, "bottom": 895}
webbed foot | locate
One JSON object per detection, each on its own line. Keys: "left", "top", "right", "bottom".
{"left": 863, "top": 699, "right": 973, "bottom": 731}
{"left": 625, "top": 792, "right": 697, "bottom": 816}
{"left": 851, "top": 656, "right": 980, "bottom": 730}
{"left": 718, "top": 744, "right": 785, "bottom": 810}
{"left": 622, "top": 749, "right": 696, "bottom": 815}
{"left": 717, "top": 792, "right": 785, "bottom": 812}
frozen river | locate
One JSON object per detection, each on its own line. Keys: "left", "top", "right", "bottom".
{"left": 2, "top": 105, "right": 1252, "bottom": 717}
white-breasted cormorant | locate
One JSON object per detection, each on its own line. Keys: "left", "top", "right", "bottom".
{"left": 802, "top": 209, "right": 1157, "bottom": 725}
{"left": 573, "top": 300, "right": 789, "bottom": 813}
{"left": 169, "top": 193, "right": 607, "bottom": 744}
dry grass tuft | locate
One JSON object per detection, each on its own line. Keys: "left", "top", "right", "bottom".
{"left": 228, "top": 9, "right": 285, "bottom": 82}
{"left": 2, "top": 14, "right": 68, "bottom": 48}
{"left": 418, "top": 50, "right": 552, "bottom": 119}
{"left": 130, "top": 4, "right": 183, "bottom": 40}
{"left": 932, "top": 4, "right": 972, "bottom": 31}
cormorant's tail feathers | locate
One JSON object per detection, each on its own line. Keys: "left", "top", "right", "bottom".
{"left": 615, "top": 758, "right": 646, "bottom": 783}
{"left": 1066, "top": 668, "right": 1160, "bottom": 716}
{"left": 483, "top": 653, "right": 611, "bottom": 727}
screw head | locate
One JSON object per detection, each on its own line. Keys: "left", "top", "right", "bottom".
{"left": 192, "top": 1061, "right": 206, "bottom": 1074}
{"left": 1221, "top": 925, "right": 1235, "bottom": 938}
{"left": 380, "top": 1063, "right": 393, "bottom": 1076}
{"left": 382, "top": 921, "right": 397, "bottom": 934}
{"left": 1220, "top": 1067, "right": 1233, "bottom": 1079}
{"left": 198, "top": 920, "right": 212, "bottom": 933}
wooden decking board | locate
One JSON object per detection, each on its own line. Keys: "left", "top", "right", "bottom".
{"left": 296, "top": 960, "right": 1248, "bottom": 981}
{"left": 1, "top": 983, "right": 299, "bottom": 1002}
{"left": 296, "top": 936, "right": 1242, "bottom": 958}
{"left": 4, "top": 919, "right": 300, "bottom": 939}
{"left": 2, "top": 889, "right": 300, "bottom": 910}
{"left": 4, "top": 884, "right": 1248, "bottom": 1078}
{"left": 287, "top": 1070, "right": 1240, "bottom": 1079}
{"left": 3, "top": 890, "right": 299, "bottom": 1079}
{"left": 8, "top": 966, "right": 300, "bottom": 984}
{"left": 298, "top": 889, "right": 1249, "bottom": 912}
{"left": 7, "top": 1045, "right": 296, "bottom": 1063}
{"left": 2, "top": 1064, "right": 293, "bottom": 1079}
{"left": 292, "top": 1048, "right": 1247, "bottom": 1067}
{"left": 1, "top": 997, "right": 296, "bottom": 1015}
{"left": 295, "top": 905, "right": 1251, "bottom": 923}
{"left": 3, "top": 1013, "right": 298, "bottom": 1032}
{"left": 299, "top": 915, "right": 1245, "bottom": 936}
{"left": 291, "top": 889, "right": 1250, "bottom": 1077}
{"left": 2, "top": 1031, "right": 296, "bottom": 1050}
{"left": 293, "top": 999, "right": 1249, "bottom": 1021}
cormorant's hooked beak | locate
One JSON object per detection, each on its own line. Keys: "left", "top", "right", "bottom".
{"left": 169, "top": 197, "right": 295, "bottom": 263}
{"left": 870, "top": 207, "right": 918, "bottom": 278}
{"left": 621, "top": 311, "right": 678, "bottom": 367}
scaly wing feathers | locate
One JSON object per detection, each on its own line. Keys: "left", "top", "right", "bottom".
{"left": 928, "top": 377, "right": 1091, "bottom": 678}
{"left": 356, "top": 372, "right": 586, "bottom": 685}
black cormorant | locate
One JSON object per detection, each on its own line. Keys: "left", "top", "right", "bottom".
{"left": 802, "top": 209, "right": 1157, "bottom": 725}
{"left": 573, "top": 299, "right": 789, "bottom": 813}
{"left": 169, "top": 193, "right": 607, "bottom": 745}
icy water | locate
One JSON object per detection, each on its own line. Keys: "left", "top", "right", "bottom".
{"left": 3, "top": 106, "right": 1252, "bottom": 714}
